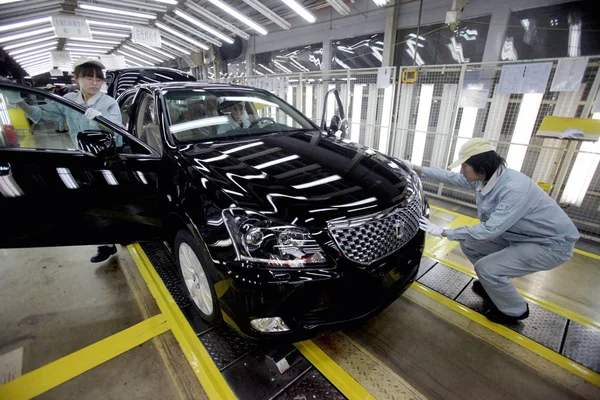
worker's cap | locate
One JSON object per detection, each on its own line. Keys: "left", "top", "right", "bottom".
{"left": 72, "top": 57, "right": 105, "bottom": 70}
{"left": 448, "top": 138, "right": 494, "bottom": 169}
{"left": 45, "top": 83, "right": 54, "bottom": 89}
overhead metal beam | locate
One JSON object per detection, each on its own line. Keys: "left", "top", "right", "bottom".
{"left": 184, "top": 0, "right": 249, "bottom": 40}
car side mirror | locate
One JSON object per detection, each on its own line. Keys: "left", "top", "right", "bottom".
{"left": 77, "top": 130, "right": 116, "bottom": 158}
{"left": 320, "top": 88, "right": 349, "bottom": 139}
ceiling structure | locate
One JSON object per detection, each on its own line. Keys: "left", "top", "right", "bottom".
{"left": 0, "top": 0, "right": 391, "bottom": 77}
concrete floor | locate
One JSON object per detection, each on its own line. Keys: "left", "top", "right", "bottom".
{"left": 0, "top": 245, "right": 181, "bottom": 399}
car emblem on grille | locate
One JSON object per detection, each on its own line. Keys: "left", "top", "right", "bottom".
{"left": 394, "top": 222, "right": 404, "bottom": 239}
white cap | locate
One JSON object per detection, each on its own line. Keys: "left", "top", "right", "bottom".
{"left": 448, "top": 138, "right": 494, "bottom": 169}
{"left": 73, "top": 57, "right": 105, "bottom": 70}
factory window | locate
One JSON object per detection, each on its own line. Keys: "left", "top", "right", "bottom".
{"left": 394, "top": 15, "right": 491, "bottom": 66}
{"left": 502, "top": 0, "right": 600, "bottom": 60}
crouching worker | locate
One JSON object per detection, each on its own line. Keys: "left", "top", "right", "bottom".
{"left": 407, "top": 138, "right": 579, "bottom": 324}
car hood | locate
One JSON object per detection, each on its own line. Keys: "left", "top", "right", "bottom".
{"left": 178, "top": 131, "right": 417, "bottom": 226}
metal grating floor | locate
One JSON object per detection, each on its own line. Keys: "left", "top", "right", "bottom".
{"left": 418, "top": 257, "right": 600, "bottom": 374}
{"left": 139, "top": 242, "right": 346, "bottom": 399}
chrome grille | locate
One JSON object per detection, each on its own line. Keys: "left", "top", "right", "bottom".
{"left": 327, "top": 198, "right": 422, "bottom": 265}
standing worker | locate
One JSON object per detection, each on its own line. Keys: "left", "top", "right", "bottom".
{"left": 406, "top": 138, "right": 579, "bottom": 324}
{"left": 7, "top": 58, "right": 121, "bottom": 263}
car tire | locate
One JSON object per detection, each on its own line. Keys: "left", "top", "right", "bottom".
{"left": 174, "top": 229, "right": 221, "bottom": 325}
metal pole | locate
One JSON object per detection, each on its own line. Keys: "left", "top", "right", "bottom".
{"left": 413, "top": 0, "right": 424, "bottom": 67}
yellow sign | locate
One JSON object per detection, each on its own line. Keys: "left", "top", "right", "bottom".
{"left": 401, "top": 69, "right": 418, "bottom": 83}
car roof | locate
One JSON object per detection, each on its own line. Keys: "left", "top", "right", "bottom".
{"left": 106, "top": 67, "right": 194, "bottom": 76}
{"left": 137, "top": 81, "right": 260, "bottom": 92}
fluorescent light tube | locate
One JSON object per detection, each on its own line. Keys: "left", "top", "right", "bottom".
{"left": 137, "top": 43, "right": 176, "bottom": 59}
{"left": 280, "top": 0, "right": 316, "bottom": 23}
{"left": 351, "top": 84, "right": 363, "bottom": 143}
{"left": 3, "top": 35, "right": 56, "bottom": 50}
{"left": 70, "top": 37, "right": 121, "bottom": 45}
{"left": 174, "top": 9, "right": 233, "bottom": 44}
{"left": 79, "top": 2, "right": 157, "bottom": 19}
{"left": 505, "top": 93, "right": 543, "bottom": 170}
{"left": 155, "top": 21, "right": 208, "bottom": 50}
{"left": 0, "top": 16, "right": 51, "bottom": 33}
{"left": 8, "top": 41, "right": 57, "bottom": 56}
{"left": 117, "top": 50, "right": 155, "bottom": 65}
{"left": 206, "top": 0, "right": 267, "bottom": 35}
{"left": 86, "top": 20, "right": 132, "bottom": 29}
{"left": 65, "top": 43, "right": 113, "bottom": 49}
{"left": 14, "top": 47, "right": 56, "bottom": 61}
{"left": 90, "top": 30, "right": 129, "bottom": 38}
{"left": 452, "top": 107, "right": 479, "bottom": 172}
{"left": 0, "top": 26, "right": 55, "bottom": 43}
{"left": 412, "top": 84, "right": 434, "bottom": 166}
{"left": 122, "top": 45, "right": 163, "bottom": 63}
{"left": 161, "top": 39, "right": 190, "bottom": 55}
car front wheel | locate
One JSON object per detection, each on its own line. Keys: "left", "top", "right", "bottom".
{"left": 174, "top": 230, "right": 221, "bottom": 324}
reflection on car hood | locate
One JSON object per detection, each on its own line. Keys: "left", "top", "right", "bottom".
{"left": 178, "top": 131, "right": 416, "bottom": 226}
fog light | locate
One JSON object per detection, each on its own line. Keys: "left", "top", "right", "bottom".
{"left": 250, "top": 317, "right": 290, "bottom": 333}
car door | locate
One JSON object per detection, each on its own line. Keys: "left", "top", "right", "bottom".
{"left": 0, "top": 82, "right": 165, "bottom": 248}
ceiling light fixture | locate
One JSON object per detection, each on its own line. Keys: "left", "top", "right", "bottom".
{"left": 14, "top": 47, "right": 57, "bottom": 61}
{"left": 90, "top": 30, "right": 130, "bottom": 38}
{"left": 136, "top": 42, "right": 176, "bottom": 59}
{"left": 64, "top": 42, "right": 113, "bottom": 49}
{"left": 0, "top": 26, "right": 55, "bottom": 44}
{"left": 0, "top": 16, "right": 52, "bottom": 33}
{"left": 69, "top": 37, "right": 121, "bottom": 45}
{"left": 78, "top": 2, "right": 157, "bottom": 19}
{"left": 86, "top": 19, "right": 133, "bottom": 29}
{"left": 117, "top": 49, "right": 155, "bottom": 65}
{"left": 206, "top": 0, "right": 267, "bottom": 35}
{"left": 8, "top": 41, "right": 58, "bottom": 56}
{"left": 2, "top": 35, "right": 57, "bottom": 50}
{"left": 239, "top": 0, "right": 290, "bottom": 30}
{"left": 155, "top": 21, "right": 208, "bottom": 50}
{"left": 161, "top": 38, "right": 190, "bottom": 55}
{"left": 279, "top": 0, "right": 316, "bottom": 23}
{"left": 64, "top": 47, "right": 109, "bottom": 54}
{"left": 184, "top": 1, "right": 249, "bottom": 40}
{"left": 163, "top": 15, "right": 221, "bottom": 47}
{"left": 173, "top": 9, "right": 233, "bottom": 44}
{"left": 122, "top": 44, "right": 163, "bottom": 63}
{"left": 14, "top": 51, "right": 52, "bottom": 63}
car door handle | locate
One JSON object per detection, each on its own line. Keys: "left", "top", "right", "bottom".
{"left": 0, "top": 161, "right": 11, "bottom": 176}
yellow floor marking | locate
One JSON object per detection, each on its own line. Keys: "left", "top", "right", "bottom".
{"left": 295, "top": 340, "right": 376, "bottom": 400}
{"left": 411, "top": 283, "right": 600, "bottom": 388}
{"left": 128, "top": 244, "right": 236, "bottom": 400}
{"left": 0, "top": 314, "right": 169, "bottom": 400}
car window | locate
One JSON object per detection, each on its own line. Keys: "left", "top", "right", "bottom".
{"left": 120, "top": 93, "right": 136, "bottom": 130}
{"left": 0, "top": 86, "right": 151, "bottom": 156}
{"left": 164, "top": 89, "right": 315, "bottom": 143}
{"left": 136, "top": 93, "right": 162, "bottom": 154}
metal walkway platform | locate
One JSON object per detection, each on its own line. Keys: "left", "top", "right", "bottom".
{"left": 416, "top": 257, "right": 600, "bottom": 375}
{"left": 139, "top": 242, "right": 347, "bottom": 400}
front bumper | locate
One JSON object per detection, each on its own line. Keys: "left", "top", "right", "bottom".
{"left": 215, "top": 229, "right": 425, "bottom": 341}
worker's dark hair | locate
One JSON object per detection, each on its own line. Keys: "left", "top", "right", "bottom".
{"left": 464, "top": 150, "right": 506, "bottom": 181}
{"left": 73, "top": 63, "right": 104, "bottom": 80}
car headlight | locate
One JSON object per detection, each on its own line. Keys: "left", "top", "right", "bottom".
{"left": 223, "top": 208, "right": 327, "bottom": 267}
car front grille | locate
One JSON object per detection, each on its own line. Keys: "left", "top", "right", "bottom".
{"left": 327, "top": 197, "right": 422, "bottom": 265}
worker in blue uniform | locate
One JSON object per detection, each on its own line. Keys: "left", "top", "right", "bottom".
{"left": 407, "top": 138, "right": 579, "bottom": 324}
{"left": 7, "top": 58, "right": 122, "bottom": 264}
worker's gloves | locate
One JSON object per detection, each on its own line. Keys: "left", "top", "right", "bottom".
{"left": 3, "top": 90, "right": 23, "bottom": 105}
{"left": 419, "top": 216, "right": 444, "bottom": 237}
{"left": 84, "top": 108, "right": 102, "bottom": 121}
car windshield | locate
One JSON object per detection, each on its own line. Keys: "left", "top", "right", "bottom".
{"left": 164, "top": 88, "right": 316, "bottom": 143}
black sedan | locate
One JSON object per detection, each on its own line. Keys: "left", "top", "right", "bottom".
{"left": 0, "top": 81, "right": 427, "bottom": 340}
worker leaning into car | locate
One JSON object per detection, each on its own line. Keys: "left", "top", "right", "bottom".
{"left": 8, "top": 58, "right": 123, "bottom": 264}
{"left": 9, "top": 58, "right": 123, "bottom": 147}
{"left": 406, "top": 138, "right": 579, "bottom": 324}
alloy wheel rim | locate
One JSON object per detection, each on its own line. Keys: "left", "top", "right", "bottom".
{"left": 178, "top": 242, "right": 213, "bottom": 316}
